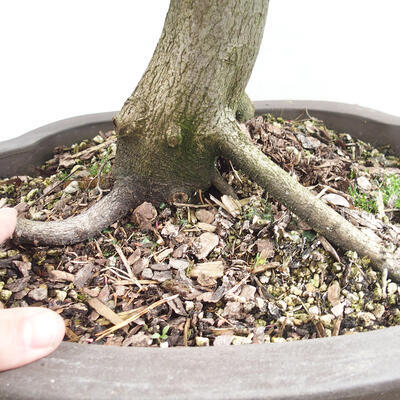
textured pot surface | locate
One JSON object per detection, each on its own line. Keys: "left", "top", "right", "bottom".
{"left": 0, "top": 101, "right": 399, "bottom": 400}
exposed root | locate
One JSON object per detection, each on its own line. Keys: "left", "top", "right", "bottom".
{"left": 218, "top": 121, "right": 400, "bottom": 281}
{"left": 211, "top": 169, "right": 238, "bottom": 199}
{"left": 14, "top": 178, "right": 138, "bottom": 246}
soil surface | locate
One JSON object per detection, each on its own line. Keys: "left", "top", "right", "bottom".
{"left": 1, "top": 114, "right": 399, "bottom": 347}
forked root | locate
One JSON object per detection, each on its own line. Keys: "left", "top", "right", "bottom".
{"left": 217, "top": 121, "right": 400, "bottom": 280}
{"left": 14, "top": 178, "right": 138, "bottom": 246}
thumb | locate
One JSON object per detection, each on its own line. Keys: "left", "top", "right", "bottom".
{"left": 0, "top": 208, "right": 17, "bottom": 243}
{"left": 0, "top": 307, "right": 65, "bottom": 371}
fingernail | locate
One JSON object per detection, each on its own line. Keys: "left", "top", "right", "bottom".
{"left": 23, "top": 311, "right": 62, "bottom": 349}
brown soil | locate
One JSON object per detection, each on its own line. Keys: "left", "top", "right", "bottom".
{"left": 0, "top": 113, "right": 399, "bottom": 347}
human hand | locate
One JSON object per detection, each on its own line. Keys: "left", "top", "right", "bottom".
{"left": 0, "top": 208, "right": 65, "bottom": 371}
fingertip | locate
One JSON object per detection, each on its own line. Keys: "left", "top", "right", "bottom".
{"left": 23, "top": 308, "right": 66, "bottom": 350}
{"left": 0, "top": 207, "right": 17, "bottom": 218}
{"left": 0, "top": 207, "right": 18, "bottom": 242}
{"left": 0, "top": 307, "right": 65, "bottom": 372}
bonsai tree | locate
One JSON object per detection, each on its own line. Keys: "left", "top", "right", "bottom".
{"left": 15, "top": 0, "right": 399, "bottom": 279}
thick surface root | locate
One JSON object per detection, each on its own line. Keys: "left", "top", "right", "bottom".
{"left": 14, "top": 178, "right": 138, "bottom": 246}
{"left": 218, "top": 121, "right": 400, "bottom": 280}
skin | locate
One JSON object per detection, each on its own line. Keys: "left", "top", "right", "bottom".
{"left": 0, "top": 208, "right": 65, "bottom": 372}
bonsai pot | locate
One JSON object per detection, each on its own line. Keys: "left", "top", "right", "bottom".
{"left": 1, "top": 101, "right": 400, "bottom": 400}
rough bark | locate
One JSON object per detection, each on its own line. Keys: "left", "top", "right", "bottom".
{"left": 112, "top": 0, "right": 268, "bottom": 201}
{"left": 15, "top": 178, "right": 137, "bottom": 245}
{"left": 13, "top": 0, "right": 399, "bottom": 280}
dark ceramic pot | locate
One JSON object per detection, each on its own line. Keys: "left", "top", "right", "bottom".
{"left": 1, "top": 101, "right": 400, "bottom": 400}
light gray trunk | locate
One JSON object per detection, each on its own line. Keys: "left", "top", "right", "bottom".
{"left": 113, "top": 0, "right": 268, "bottom": 202}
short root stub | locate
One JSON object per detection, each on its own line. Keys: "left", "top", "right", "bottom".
{"left": 170, "top": 192, "right": 189, "bottom": 204}
{"left": 165, "top": 125, "right": 183, "bottom": 148}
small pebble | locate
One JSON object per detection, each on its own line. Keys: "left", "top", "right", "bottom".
{"left": 387, "top": 282, "right": 398, "bottom": 295}
{"left": 185, "top": 301, "right": 195, "bottom": 312}
{"left": 232, "top": 335, "right": 252, "bottom": 345}
{"left": 28, "top": 286, "right": 48, "bottom": 301}
{"left": 0, "top": 290, "right": 12, "bottom": 301}
{"left": 55, "top": 290, "right": 67, "bottom": 302}
{"left": 271, "top": 337, "right": 286, "bottom": 343}
{"left": 373, "top": 304, "right": 385, "bottom": 319}
{"left": 308, "top": 305, "right": 320, "bottom": 316}
{"left": 195, "top": 210, "right": 214, "bottom": 224}
{"left": 63, "top": 181, "right": 80, "bottom": 194}
{"left": 357, "top": 312, "right": 376, "bottom": 327}
{"left": 195, "top": 337, "right": 210, "bottom": 347}
{"left": 141, "top": 268, "right": 154, "bottom": 280}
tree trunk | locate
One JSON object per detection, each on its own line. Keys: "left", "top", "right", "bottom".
{"left": 112, "top": 0, "right": 268, "bottom": 203}
{"left": 14, "top": 0, "right": 399, "bottom": 280}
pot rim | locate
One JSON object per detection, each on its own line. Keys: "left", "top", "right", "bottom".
{"left": 1, "top": 100, "right": 400, "bottom": 400}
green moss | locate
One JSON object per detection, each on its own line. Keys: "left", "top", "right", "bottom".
{"left": 242, "top": 197, "right": 272, "bottom": 221}
{"left": 236, "top": 92, "right": 255, "bottom": 123}
{"left": 0, "top": 184, "right": 15, "bottom": 195}
{"left": 381, "top": 174, "right": 400, "bottom": 209}
{"left": 348, "top": 184, "right": 378, "bottom": 213}
{"left": 176, "top": 115, "right": 198, "bottom": 145}
{"left": 348, "top": 174, "right": 400, "bottom": 214}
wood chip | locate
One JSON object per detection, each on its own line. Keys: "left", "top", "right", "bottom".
{"left": 87, "top": 297, "right": 124, "bottom": 326}
{"left": 127, "top": 248, "right": 141, "bottom": 265}
{"left": 332, "top": 316, "right": 343, "bottom": 336}
{"left": 58, "top": 139, "right": 113, "bottom": 168}
{"left": 154, "top": 248, "right": 173, "bottom": 263}
{"left": 221, "top": 195, "right": 242, "bottom": 217}
{"left": 297, "top": 133, "right": 321, "bottom": 149}
{"left": 322, "top": 193, "right": 350, "bottom": 207}
{"left": 195, "top": 209, "right": 215, "bottom": 224}
{"left": 327, "top": 281, "right": 341, "bottom": 306}
{"left": 376, "top": 190, "right": 386, "bottom": 220}
{"left": 197, "top": 222, "right": 216, "bottom": 232}
{"left": 131, "top": 202, "right": 157, "bottom": 230}
{"left": 196, "top": 232, "right": 219, "bottom": 259}
{"left": 319, "top": 236, "right": 341, "bottom": 263}
{"left": 255, "top": 238, "right": 275, "bottom": 259}
{"left": 13, "top": 260, "right": 31, "bottom": 277}
{"left": 251, "top": 262, "right": 280, "bottom": 274}
{"left": 65, "top": 326, "right": 80, "bottom": 342}
{"left": 73, "top": 263, "right": 94, "bottom": 289}
{"left": 183, "top": 317, "right": 191, "bottom": 346}
{"left": 48, "top": 270, "right": 75, "bottom": 282}
{"left": 209, "top": 194, "right": 242, "bottom": 217}
{"left": 313, "top": 319, "right": 326, "bottom": 338}
{"left": 190, "top": 261, "right": 224, "bottom": 279}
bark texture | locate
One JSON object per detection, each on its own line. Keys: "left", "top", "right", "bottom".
{"left": 14, "top": 0, "right": 399, "bottom": 280}
{"left": 15, "top": 178, "right": 137, "bottom": 245}
{"left": 112, "top": 0, "right": 268, "bottom": 201}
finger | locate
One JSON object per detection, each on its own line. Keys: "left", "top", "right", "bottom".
{"left": 0, "top": 307, "right": 65, "bottom": 372}
{"left": 0, "top": 208, "right": 17, "bottom": 243}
